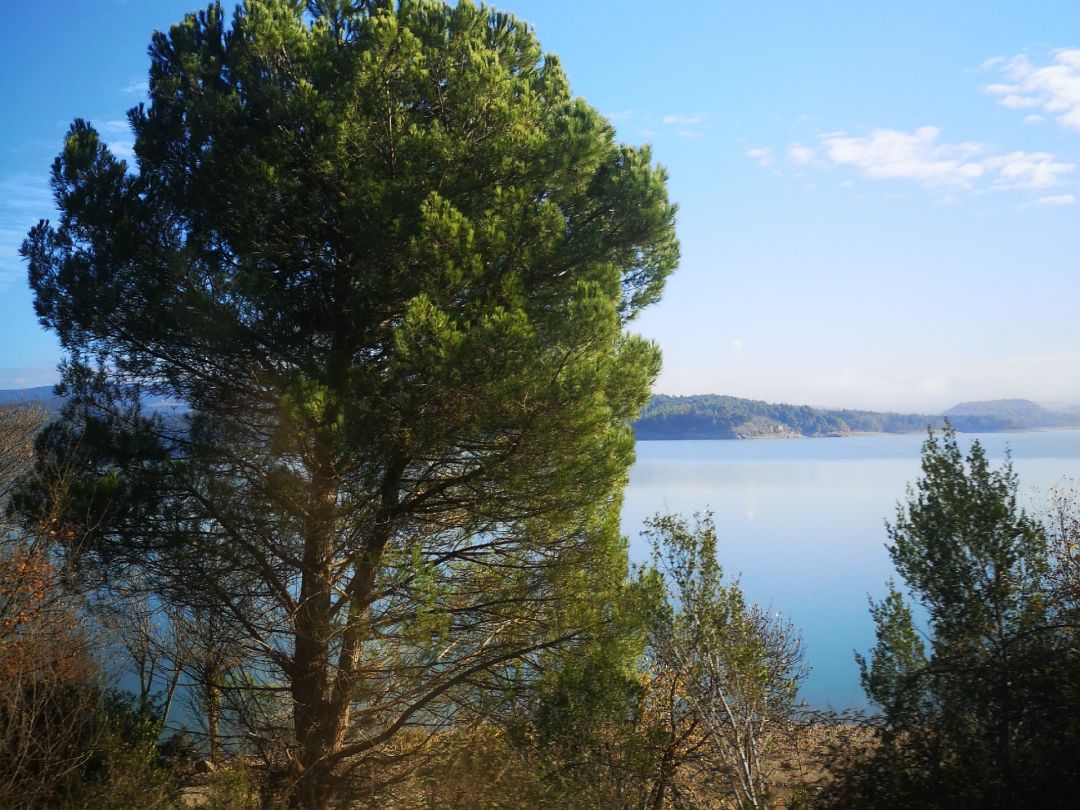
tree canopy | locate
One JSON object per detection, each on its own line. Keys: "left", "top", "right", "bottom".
{"left": 20, "top": 1, "right": 678, "bottom": 805}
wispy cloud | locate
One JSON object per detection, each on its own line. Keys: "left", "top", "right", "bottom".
{"left": 787, "top": 143, "right": 816, "bottom": 166}
{"left": 777, "top": 126, "right": 1075, "bottom": 193}
{"left": 0, "top": 174, "right": 52, "bottom": 214}
{"left": 985, "top": 151, "right": 1075, "bottom": 189}
{"left": 91, "top": 118, "right": 135, "bottom": 161}
{"left": 661, "top": 113, "right": 706, "bottom": 126}
{"left": 662, "top": 113, "right": 709, "bottom": 138}
{"left": 96, "top": 119, "right": 130, "bottom": 135}
{"left": 984, "top": 49, "right": 1080, "bottom": 131}
{"left": 1023, "top": 193, "right": 1076, "bottom": 207}
{"left": 745, "top": 147, "right": 774, "bottom": 167}
{"left": 120, "top": 77, "right": 148, "bottom": 95}
{"left": 108, "top": 141, "right": 135, "bottom": 160}
{"left": 0, "top": 174, "right": 54, "bottom": 292}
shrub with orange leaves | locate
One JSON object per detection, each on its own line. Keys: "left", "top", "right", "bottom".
{"left": 0, "top": 405, "right": 105, "bottom": 807}
{"left": 0, "top": 543, "right": 90, "bottom": 683}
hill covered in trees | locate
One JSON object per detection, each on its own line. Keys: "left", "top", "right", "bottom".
{"left": 633, "top": 395, "right": 1080, "bottom": 439}
{"left": 944, "top": 398, "right": 1079, "bottom": 428}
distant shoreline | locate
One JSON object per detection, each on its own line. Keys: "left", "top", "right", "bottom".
{"left": 636, "top": 426, "right": 1080, "bottom": 441}
{"left": 633, "top": 394, "right": 1080, "bottom": 441}
{"left": 5, "top": 387, "right": 1080, "bottom": 439}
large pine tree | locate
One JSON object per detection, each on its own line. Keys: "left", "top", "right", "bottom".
{"left": 20, "top": 1, "right": 678, "bottom": 805}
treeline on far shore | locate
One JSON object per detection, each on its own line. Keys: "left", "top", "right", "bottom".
{"left": 6, "top": 388, "right": 1076, "bottom": 442}
{"left": 634, "top": 394, "right": 1080, "bottom": 440}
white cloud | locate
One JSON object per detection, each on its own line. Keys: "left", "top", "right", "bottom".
{"left": 662, "top": 113, "right": 709, "bottom": 139}
{"left": 730, "top": 338, "right": 745, "bottom": 351}
{"left": 788, "top": 126, "right": 1074, "bottom": 192}
{"left": 108, "top": 141, "right": 136, "bottom": 160}
{"left": 662, "top": 113, "right": 706, "bottom": 126}
{"left": 121, "top": 77, "right": 148, "bottom": 95}
{"left": 985, "top": 151, "right": 1075, "bottom": 188}
{"left": 1025, "top": 193, "right": 1076, "bottom": 207}
{"left": 816, "top": 126, "right": 985, "bottom": 187}
{"left": 1024, "top": 114, "right": 1047, "bottom": 124}
{"left": 788, "top": 143, "right": 815, "bottom": 166}
{"left": 90, "top": 120, "right": 135, "bottom": 161}
{"left": 985, "top": 49, "right": 1080, "bottom": 131}
{"left": 745, "top": 147, "right": 774, "bottom": 167}
{"left": 96, "top": 119, "right": 130, "bottom": 136}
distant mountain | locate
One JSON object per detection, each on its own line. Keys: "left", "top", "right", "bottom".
{"left": 0, "top": 386, "right": 186, "bottom": 417}
{"left": 634, "top": 395, "right": 1080, "bottom": 440}
{"left": 0, "top": 386, "right": 64, "bottom": 412}
{"left": 943, "top": 399, "right": 1078, "bottom": 430}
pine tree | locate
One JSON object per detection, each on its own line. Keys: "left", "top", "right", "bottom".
{"left": 20, "top": 2, "right": 678, "bottom": 805}
{"left": 840, "top": 427, "right": 1080, "bottom": 809}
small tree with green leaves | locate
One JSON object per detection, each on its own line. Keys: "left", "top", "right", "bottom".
{"left": 646, "top": 512, "right": 806, "bottom": 810}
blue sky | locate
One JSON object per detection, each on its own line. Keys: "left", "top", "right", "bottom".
{"left": 2, "top": 0, "right": 1079, "bottom": 411}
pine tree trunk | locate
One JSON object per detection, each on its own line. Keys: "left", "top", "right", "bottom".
{"left": 289, "top": 566, "right": 339, "bottom": 810}
{"left": 288, "top": 455, "right": 342, "bottom": 809}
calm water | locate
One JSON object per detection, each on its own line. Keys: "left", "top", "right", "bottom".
{"left": 622, "top": 430, "right": 1080, "bottom": 710}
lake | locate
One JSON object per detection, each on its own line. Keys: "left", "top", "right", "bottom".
{"left": 621, "top": 430, "right": 1080, "bottom": 710}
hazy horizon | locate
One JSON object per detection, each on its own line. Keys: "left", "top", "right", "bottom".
{"left": 2, "top": 378, "right": 1076, "bottom": 418}
{"left": 1, "top": 371, "right": 1076, "bottom": 416}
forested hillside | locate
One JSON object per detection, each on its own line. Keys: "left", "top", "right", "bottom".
{"left": 632, "top": 394, "right": 1076, "bottom": 439}
{"left": 944, "top": 398, "right": 1079, "bottom": 428}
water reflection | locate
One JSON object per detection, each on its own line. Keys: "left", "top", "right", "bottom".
{"left": 622, "top": 431, "right": 1080, "bottom": 709}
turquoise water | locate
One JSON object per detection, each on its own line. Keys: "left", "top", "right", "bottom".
{"left": 622, "top": 430, "right": 1080, "bottom": 710}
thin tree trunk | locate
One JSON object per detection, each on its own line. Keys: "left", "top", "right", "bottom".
{"left": 206, "top": 673, "right": 221, "bottom": 764}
